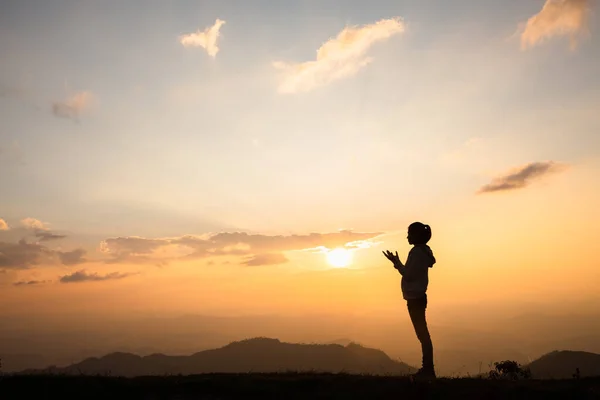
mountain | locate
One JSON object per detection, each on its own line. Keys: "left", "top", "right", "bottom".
{"left": 526, "top": 350, "right": 600, "bottom": 379}
{"left": 19, "top": 338, "right": 414, "bottom": 377}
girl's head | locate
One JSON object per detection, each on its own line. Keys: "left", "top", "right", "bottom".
{"left": 407, "top": 222, "right": 432, "bottom": 245}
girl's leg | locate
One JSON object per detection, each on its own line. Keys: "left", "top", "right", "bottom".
{"left": 407, "top": 296, "right": 434, "bottom": 373}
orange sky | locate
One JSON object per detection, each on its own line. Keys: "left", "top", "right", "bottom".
{"left": 1, "top": 0, "right": 600, "bottom": 325}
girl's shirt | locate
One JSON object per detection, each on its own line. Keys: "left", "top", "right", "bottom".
{"left": 396, "top": 244, "right": 436, "bottom": 300}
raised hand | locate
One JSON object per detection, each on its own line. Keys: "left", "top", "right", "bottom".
{"left": 382, "top": 250, "right": 401, "bottom": 267}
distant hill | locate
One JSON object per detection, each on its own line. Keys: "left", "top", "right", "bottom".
{"left": 19, "top": 338, "right": 414, "bottom": 377}
{"left": 526, "top": 350, "right": 600, "bottom": 379}
{"left": 325, "top": 338, "right": 358, "bottom": 346}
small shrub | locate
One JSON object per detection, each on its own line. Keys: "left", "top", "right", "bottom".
{"left": 488, "top": 360, "right": 531, "bottom": 380}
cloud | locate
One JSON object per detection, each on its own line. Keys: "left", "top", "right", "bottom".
{"left": 100, "top": 230, "right": 382, "bottom": 264}
{"left": 520, "top": 0, "right": 590, "bottom": 49}
{"left": 0, "top": 219, "right": 8, "bottom": 231}
{"left": 273, "top": 17, "right": 405, "bottom": 93}
{"left": 99, "top": 236, "right": 172, "bottom": 263}
{"left": 100, "top": 236, "right": 167, "bottom": 255}
{"left": 207, "top": 230, "right": 382, "bottom": 254}
{"left": 0, "top": 239, "right": 87, "bottom": 269}
{"left": 13, "top": 280, "right": 50, "bottom": 287}
{"left": 52, "top": 91, "right": 93, "bottom": 120}
{"left": 0, "top": 239, "right": 53, "bottom": 269}
{"left": 59, "top": 269, "right": 137, "bottom": 283}
{"left": 58, "top": 249, "right": 87, "bottom": 266}
{"left": 179, "top": 19, "right": 226, "bottom": 58}
{"left": 344, "top": 239, "right": 383, "bottom": 250}
{"left": 35, "top": 231, "right": 66, "bottom": 242}
{"left": 16, "top": 218, "right": 67, "bottom": 241}
{"left": 242, "top": 253, "right": 289, "bottom": 267}
{"left": 477, "top": 161, "right": 568, "bottom": 194}
{"left": 21, "top": 218, "right": 48, "bottom": 230}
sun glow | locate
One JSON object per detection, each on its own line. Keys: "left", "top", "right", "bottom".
{"left": 326, "top": 248, "right": 352, "bottom": 268}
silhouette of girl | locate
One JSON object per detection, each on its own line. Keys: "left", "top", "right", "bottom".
{"left": 383, "top": 222, "right": 436, "bottom": 379}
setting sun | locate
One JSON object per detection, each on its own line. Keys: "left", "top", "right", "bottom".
{"left": 326, "top": 248, "right": 352, "bottom": 268}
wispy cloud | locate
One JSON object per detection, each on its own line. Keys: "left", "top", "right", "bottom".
{"left": 477, "top": 161, "right": 568, "bottom": 194}
{"left": 0, "top": 219, "right": 8, "bottom": 231}
{"left": 52, "top": 91, "right": 93, "bottom": 120}
{"left": 520, "top": 0, "right": 591, "bottom": 50}
{"left": 242, "top": 253, "right": 289, "bottom": 267}
{"left": 179, "top": 19, "right": 226, "bottom": 58}
{"left": 35, "top": 231, "right": 66, "bottom": 242}
{"left": 13, "top": 280, "right": 50, "bottom": 287}
{"left": 273, "top": 17, "right": 405, "bottom": 93}
{"left": 59, "top": 269, "right": 137, "bottom": 283}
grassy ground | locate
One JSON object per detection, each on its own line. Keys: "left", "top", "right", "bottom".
{"left": 1, "top": 373, "right": 600, "bottom": 399}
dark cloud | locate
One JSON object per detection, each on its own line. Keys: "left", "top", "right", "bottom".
{"left": 58, "top": 249, "right": 87, "bottom": 266}
{"left": 0, "top": 239, "right": 86, "bottom": 269}
{"left": 13, "top": 280, "right": 50, "bottom": 287}
{"left": 35, "top": 230, "right": 67, "bottom": 242}
{"left": 242, "top": 253, "right": 289, "bottom": 267}
{"left": 100, "top": 230, "right": 382, "bottom": 264}
{"left": 0, "top": 240, "right": 52, "bottom": 269}
{"left": 59, "top": 270, "right": 137, "bottom": 283}
{"left": 477, "top": 161, "right": 568, "bottom": 194}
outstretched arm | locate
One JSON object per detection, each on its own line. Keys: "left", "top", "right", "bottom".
{"left": 382, "top": 250, "right": 404, "bottom": 271}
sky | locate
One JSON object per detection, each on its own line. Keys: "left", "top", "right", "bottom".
{"left": 1, "top": 0, "right": 600, "bottom": 326}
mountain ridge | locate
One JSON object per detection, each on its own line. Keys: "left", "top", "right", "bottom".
{"left": 16, "top": 339, "right": 600, "bottom": 379}
{"left": 526, "top": 350, "right": 600, "bottom": 379}
{"left": 19, "top": 337, "right": 415, "bottom": 377}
